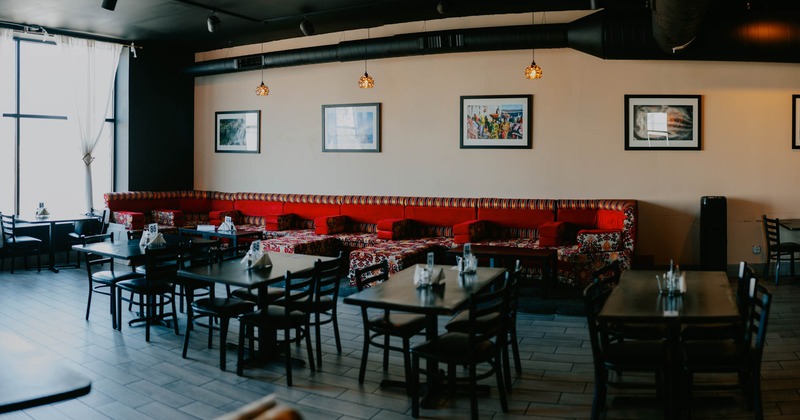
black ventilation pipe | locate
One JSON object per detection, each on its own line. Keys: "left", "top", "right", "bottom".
{"left": 185, "top": 9, "right": 800, "bottom": 77}
{"left": 651, "top": 0, "right": 714, "bottom": 53}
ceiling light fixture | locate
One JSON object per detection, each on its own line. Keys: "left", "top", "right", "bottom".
{"left": 101, "top": 0, "right": 118, "bottom": 11}
{"left": 524, "top": 11, "right": 542, "bottom": 80}
{"left": 255, "top": 44, "right": 269, "bottom": 96}
{"left": 300, "top": 18, "right": 315, "bottom": 36}
{"left": 207, "top": 11, "right": 221, "bottom": 33}
{"left": 358, "top": 28, "right": 374, "bottom": 89}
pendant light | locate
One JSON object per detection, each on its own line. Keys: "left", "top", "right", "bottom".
{"left": 255, "top": 44, "right": 269, "bottom": 96}
{"left": 358, "top": 28, "right": 375, "bottom": 89}
{"left": 524, "top": 11, "right": 543, "bottom": 80}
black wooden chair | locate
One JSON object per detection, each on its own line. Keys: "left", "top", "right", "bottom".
{"left": 116, "top": 244, "right": 185, "bottom": 341}
{"left": 410, "top": 277, "right": 510, "bottom": 420}
{"left": 66, "top": 209, "right": 108, "bottom": 268}
{"left": 83, "top": 232, "right": 144, "bottom": 330}
{"left": 1, "top": 213, "right": 42, "bottom": 273}
{"left": 308, "top": 251, "right": 346, "bottom": 367}
{"left": 353, "top": 260, "right": 426, "bottom": 386}
{"left": 681, "top": 279, "right": 772, "bottom": 419}
{"left": 181, "top": 245, "right": 255, "bottom": 371}
{"left": 762, "top": 215, "right": 800, "bottom": 285}
{"left": 236, "top": 267, "right": 317, "bottom": 386}
{"left": 446, "top": 261, "right": 523, "bottom": 389}
{"left": 583, "top": 277, "right": 669, "bottom": 420}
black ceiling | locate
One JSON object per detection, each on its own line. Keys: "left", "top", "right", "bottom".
{"left": 0, "top": 0, "right": 796, "bottom": 53}
{"left": 0, "top": 0, "right": 649, "bottom": 52}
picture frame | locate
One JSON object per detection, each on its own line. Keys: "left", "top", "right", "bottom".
{"left": 792, "top": 95, "right": 800, "bottom": 149}
{"left": 624, "top": 95, "right": 702, "bottom": 151}
{"left": 460, "top": 95, "right": 532, "bottom": 149}
{"left": 322, "top": 103, "right": 381, "bottom": 152}
{"left": 215, "top": 110, "right": 261, "bottom": 153}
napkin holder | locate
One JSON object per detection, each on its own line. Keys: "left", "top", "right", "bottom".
{"left": 35, "top": 207, "right": 50, "bottom": 219}
{"left": 218, "top": 221, "right": 236, "bottom": 232}
{"left": 414, "top": 264, "right": 444, "bottom": 288}
{"left": 241, "top": 250, "right": 272, "bottom": 269}
{"left": 141, "top": 232, "right": 166, "bottom": 249}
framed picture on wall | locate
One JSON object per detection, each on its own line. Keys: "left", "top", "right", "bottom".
{"left": 322, "top": 103, "right": 381, "bottom": 152}
{"left": 792, "top": 95, "right": 800, "bottom": 149}
{"left": 460, "top": 95, "right": 532, "bottom": 149}
{"left": 624, "top": 95, "right": 702, "bottom": 150}
{"left": 215, "top": 110, "right": 261, "bottom": 153}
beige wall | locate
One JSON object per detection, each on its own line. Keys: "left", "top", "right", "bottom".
{"left": 193, "top": 16, "right": 800, "bottom": 267}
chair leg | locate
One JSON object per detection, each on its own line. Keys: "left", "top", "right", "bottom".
{"left": 144, "top": 294, "right": 151, "bottom": 342}
{"left": 219, "top": 317, "right": 230, "bottom": 371}
{"left": 469, "top": 363, "right": 478, "bottom": 420}
{"left": 411, "top": 353, "right": 420, "bottom": 418}
{"left": 170, "top": 294, "right": 180, "bottom": 336}
{"left": 182, "top": 312, "right": 192, "bottom": 359}
{"left": 85, "top": 283, "right": 93, "bottom": 321}
{"left": 510, "top": 325, "right": 522, "bottom": 375}
{"left": 591, "top": 370, "right": 608, "bottom": 420}
{"left": 110, "top": 284, "right": 117, "bottom": 330}
{"left": 237, "top": 321, "right": 246, "bottom": 376}
{"left": 383, "top": 333, "right": 390, "bottom": 371}
{"left": 36, "top": 250, "right": 40, "bottom": 273}
{"left": 332, "top": 310, "right": 342, "bottom": 354}
{"left": 494, "top": 356, "right": 508, "bottom": 412}
{"left": 315, "top": 313, "right": 323, "bottom": 368}
{"left": 402, "top": 337, "right": 413, "bottom": 396}
{"left": 358, "top": 328, "right": 370, "bottom": 384}
{"left": 284, "top": 327, "right": 293, "bottom": 386}
{"left": 305, "top": 325, "right": 316, "bottom": 373}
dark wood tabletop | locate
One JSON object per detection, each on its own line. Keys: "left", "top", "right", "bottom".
{"left": 71, "top": 235, "right": 212, "bottom": 263}
{"left": 599, "top": 269, "right": 740, "bottom": 324}
{"left": 177, "top": 252, "right": 331, "bottom": 290}
{"left": 0, "top": 331, "right": 91, "bottom": 413}
{"left": 343, "top": 265, "right": 506, "bottom": 316}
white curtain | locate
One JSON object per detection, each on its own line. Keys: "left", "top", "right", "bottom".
{"left": 55, "top": 35, "right": 122, "bottom": 214}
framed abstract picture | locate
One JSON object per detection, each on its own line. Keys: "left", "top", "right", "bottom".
{"left": 460, "top": 95, "right": 532, "bottom": 149}
{"left": 322, "top": 103, "right": 381, "bottom": 152}
{"left": 624, "top": 95, "right": 702, "bottom": 150}
{"left": 215, "top": 110, "right": 260, "bottom": 153}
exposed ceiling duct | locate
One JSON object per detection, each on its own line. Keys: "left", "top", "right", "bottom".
{"left": 185, "top": 9, "right": 800, "bottom": 77}
{"left": 651, "top": 0, "right": 715, "bottom": 53}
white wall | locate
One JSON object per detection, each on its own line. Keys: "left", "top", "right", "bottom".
{"left": 193, "top": 16, "right": 800, "bottom": 267}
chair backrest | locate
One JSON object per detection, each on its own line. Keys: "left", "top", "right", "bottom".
{"left": 75, "top": 209, "right": 109, "bottom": 236}
{"left": 282, "top": 267, "right": 316, "bottom": 315}
{"left": 505, "top": 261, "right": 523, "bottom": 319}
{"left": 144, "top": 244, "right": 185, "bottom": 286}
{"left": 762, "top": 215, "right": 782, "bottom": 250}
{"left": 1, "top": 213, "right": 16, "bottom": 242}
{"left": 736, "top": 261, "right": 756, "bottom": 319}
{"left": 354, "top": 260, "right": 390, "bottom": 292}
{"left": 582, "top": 278, "right": 617, "bottom": 366}
{"left": 744, "top": 280, "right": 772, "bottom": 367}
{"left": 591, "top": 260, "right": 622, "bottom": 284}
{"left": 314, "top": 251, "right": 345, "bottom": 304}
{"left": 467, "top": 279, "right": 511, "bottom": 346}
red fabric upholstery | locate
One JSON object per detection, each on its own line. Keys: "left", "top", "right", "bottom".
{"left": 453, "top": 220, "right": 487, "bottom": 244}
{"left": 264, "top": 214, "right": 295, "bottom": 231}
{"left": 113, "top": 211, "right": 144, "bottom": 230}
{"left": 404, "top": 206, "right": 476, "bottom": 229}
{"left": 538, "top": 221, "right": 567, "bottom": 246}
{"left": 177, "top": 198, "right": 211, "bottom": 213}
{"left": 597, "top": 209, "right": 625, "bottom": 230}
{"left": 315, "top": 215, "right": 348, "bottom": 235}
{"left": 234, "top": 200, "right": 284, "bottom": 216}
{"left": 477, "top": 208, "right": 554, "bottom": 229}
{"left": 376, "top": 218, "right": 411, "bottom": 239}
{"left": 151, "top": 209, "right": 184, "bottom": 227}
{"left": 341, "top": 204, "right": 404, "bottom": 225}
{"left": 210, "top": 199, "right": 235, "bottom": 211}
{"left": 284, "top": 202, "right": 341, "bottom": 222}
{"left": 557, "top": 209, "right": 598, "bottom": 228}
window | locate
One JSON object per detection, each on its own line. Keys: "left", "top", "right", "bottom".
{"left": 1, "top": 35, "right": 116, "bottom": 215}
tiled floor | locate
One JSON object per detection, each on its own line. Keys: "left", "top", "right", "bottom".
{"left": 1, "top": 265, "right": 799, "bottom": 419}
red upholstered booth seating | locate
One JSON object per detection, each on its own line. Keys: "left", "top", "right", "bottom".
{"left": 104, "top": 191, "right": 638, "bottom": 288}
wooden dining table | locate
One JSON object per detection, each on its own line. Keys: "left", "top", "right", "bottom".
{"left": 598, "top": 269, "right": 740, "bottom": 419}
{"left": 343, "top": 265, "right": 506, "bottom": 407}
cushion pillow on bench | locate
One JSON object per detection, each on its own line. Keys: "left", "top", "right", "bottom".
{"left": 376, "top": 218, "right": 411, "bottom": 240}
{"left": 348, "top": 240, "right": 434, "bottom": 281}
{"left": 261, "top": 231, "right": 340, "bottom": 257}
{"left": 113, "top": 211, "right": 144, "bottom": 231}
{"left": 315, "top": 215, "right": 348, "bottom": 235}
{"left": 453, "top": 219, "right": 487, "bottom": 244}
{"left": 538, "top": 221, "right": 567, "bottom": 247}
{"left": 576, "top": 229, "right": 623, "bottom": 252}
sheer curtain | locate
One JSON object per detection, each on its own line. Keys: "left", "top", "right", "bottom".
{"left": 55, "top": 35, "right": 122, "bottom": 214}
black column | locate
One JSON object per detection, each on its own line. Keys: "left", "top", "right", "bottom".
{"left": 700, "top": 196, "right": 727, "bottom": 270}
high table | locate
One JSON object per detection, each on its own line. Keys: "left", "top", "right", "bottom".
{"left": 16, "top": 214, "right": 98, "bottom": 272}
{"left": 598, "top": 270, "right": 740, "bottom": 419}
{"left": 0, "top": 331, "right": 91, "bottom": 413}
{"left": 343, "top": 265, "right": 506, "bottom": 407}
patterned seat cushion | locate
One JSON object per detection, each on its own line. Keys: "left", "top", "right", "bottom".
{"left": 261, "top": 234, "right": 340, "bottom": 257}
{"left": 348, "top": 240, "right": 437, "bottom": 284}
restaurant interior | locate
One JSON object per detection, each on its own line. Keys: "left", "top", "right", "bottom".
{"left": 2, "top": 0, "right": 800, "bottom": 418}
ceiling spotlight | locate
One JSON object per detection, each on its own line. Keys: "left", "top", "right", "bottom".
{"left": 300, "top": 18, "right": 315, "bottom": 36}
{"left": 207, "top": 11, "right": 221, "bottom": 33}
{"left": 101, "top": 0, "right": 118, "bottom": 11}
{"left": 436, "top": 1, "right": 448, "bottom": 16}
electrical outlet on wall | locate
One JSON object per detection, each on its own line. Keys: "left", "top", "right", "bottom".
{"left": 752, "top": 245, "right": 761, "bottom": 254}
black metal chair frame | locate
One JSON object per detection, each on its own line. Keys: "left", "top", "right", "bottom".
{"left": 66, "top": 209, "right": 108, "bottom": 268}
{"left": 308, "top": 251, "right": 345, "bottom": 368}
{"left": 1, "top": 213, "right": 42, "bottom": 273}
{"left": 410, "top": 277, "right": 510, "bottom": 420}
{"left": 83, "top": 232, "right": 143, "bottom": 330}
{"left": 762, "top": 215, "right": 800, "bottom": 285}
